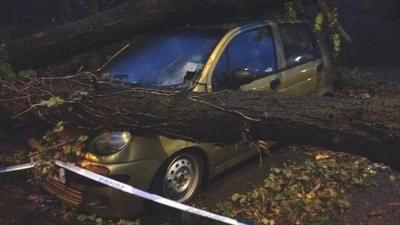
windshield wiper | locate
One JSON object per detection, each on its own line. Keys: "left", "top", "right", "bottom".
{"left": 96, "top": 43, "right": 131, "bottom": 73}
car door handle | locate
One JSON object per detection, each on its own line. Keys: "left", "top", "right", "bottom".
{"left": 270, "top": 79, "right": 281, "bottom": 90}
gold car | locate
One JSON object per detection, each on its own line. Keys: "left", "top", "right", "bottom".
{"left": 43, "top": 20, "right": 333, "bottom": 218}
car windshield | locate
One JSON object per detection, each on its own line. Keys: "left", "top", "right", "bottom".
{"left": 103, "top": 31, "right": 220, "bottom": 89}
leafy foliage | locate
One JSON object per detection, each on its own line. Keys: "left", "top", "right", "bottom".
{"left": 0, "top": 47, "right": 36, "bottom": 80}
{"left": 0, "top": 48, "right": 15, "bottom": 79}
{"left": 314, "top": 13, "right": 324, "bottom": 32}
{"left": 216, "top": 153, "right": 376, "bottom": 225}
{"left": 29, "top": 122, "right": 88, "bottom": 185}
{"left": 284, "top": 1, "right": 298, "bottom": 21}
{"left": 76, "top": 213, "right": 140, "bottom": 225}
{"left": 39, "top": 96, "right": 65, "bottom": 108}
{"left": 283, "top": 0, "right": 345, "bottom": 57}
{"left": 330, "top": 32, "right": 341, "bottom": 57}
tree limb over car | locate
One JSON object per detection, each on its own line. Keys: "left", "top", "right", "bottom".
{"left": 1, "top": 74, "right": 399, "bottom": 169}
{"left": 1, "top": 0, "right": 351, "bottom": 70}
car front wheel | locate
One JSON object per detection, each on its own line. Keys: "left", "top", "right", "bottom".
{"left": 154, "top": 152, "right": 203, "bottom": 202}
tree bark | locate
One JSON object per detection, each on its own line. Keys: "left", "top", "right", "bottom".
{"left": 2, "top": 0, "right": 400, "bottom": 69}
{"left": 1, "top": 75, "right": 400, "bottom": 169}
{"left": 1, "top": 0, "right": 276, "bottom": 70}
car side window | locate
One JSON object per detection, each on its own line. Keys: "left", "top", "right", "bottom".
{"left": 228, "top": 27, "right": 277, "bottom": 77}
{"left": 279, "top": 24, "right": 318, "bottom": 67}
{"left": 212, "top": 27, "right": 277, "bottom": 91}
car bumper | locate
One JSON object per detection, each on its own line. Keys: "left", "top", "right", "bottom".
{"left": 44, "top": 159, "right": 162, "bottom": 218}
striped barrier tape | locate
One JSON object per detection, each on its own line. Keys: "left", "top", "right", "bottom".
{"left": 0, "top": 161, "right": 248, "bottom": 225}
{"left": 0, "top": 162, "right": 36, "bottom": 173}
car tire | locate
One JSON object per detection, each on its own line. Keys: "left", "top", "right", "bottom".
{"left": 150, "top": 152, "right": 204, "bottom": 203}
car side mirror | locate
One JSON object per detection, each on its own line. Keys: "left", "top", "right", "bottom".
{"left": 232, "top": 69, "right": 254, "bottom": 86}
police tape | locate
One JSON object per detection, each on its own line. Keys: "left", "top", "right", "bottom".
{"left": 0, "top": 162, "right": 36, "bottom": 173}
{"left": 0, "top": 161, "right": 248, "bottom": 225}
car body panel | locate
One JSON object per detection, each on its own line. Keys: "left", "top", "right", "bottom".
{"left": 282, "top": 59, "right": 321, "bottom": 95}
{"left": 46, "top": 159, "right": 162, "bottom": 218}
{"left": 85, "top": 135, "right": 227, "bottom": 173}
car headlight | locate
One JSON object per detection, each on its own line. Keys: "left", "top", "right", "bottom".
{"left": 94, "top": 131, "right": 132, "bottom": 155}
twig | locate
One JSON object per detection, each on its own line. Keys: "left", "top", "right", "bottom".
{"left": 186, "top": 96, "right": 261, "bottom": 122}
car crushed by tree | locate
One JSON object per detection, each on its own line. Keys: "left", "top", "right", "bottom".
{"left": 20, "top": 20, "right": 335, "bottom": 218}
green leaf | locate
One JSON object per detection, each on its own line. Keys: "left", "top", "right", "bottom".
{"left": 298, "top": 175, "right": 310, "bottom": 181}
{"left": 239, "top": 195, "right": 247, "bottom": 204}
{"left": 271, "top": 168, "right": 281, "bottom": 173}
{"left": 262, "top": 218, "right": 275, "bottom": 225}
{"left": 77, "top": 214, "right": 87, "bottom": 222}
{"left": 231, "top": 193, "right": 241, "bottom": 202}
{"left": 95, "top": 217, "right": 103, "bottom": 224}
{"left": 39, "top": 96, "right": 65, "bottom": 108}
{"left": 314, "top": 13, "right": 324, "bottom": 32}
{"left": 78, "top": 135, "right": 89, "bottom": 142}
{"left": 331, "top": 32, "right": 341, "bottom": 56}
{"left": 53, "top": 121, "right": 64, "bottom": 133}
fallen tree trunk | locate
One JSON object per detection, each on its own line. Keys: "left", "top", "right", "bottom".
{"left": 1, "top": 0, "right": 277, "bottom": 70}
{"left": 2, "top": 0, "right": 400, "bottom": 69}
{"left": 1, "top": 74, "right": 400, "bottom": 169}
{"left": 4, "top": 0, "right": 364, "bottom": 70}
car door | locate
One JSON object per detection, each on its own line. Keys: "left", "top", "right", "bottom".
{"left": 234, "top": 27, "right": 286, "bottom": 92}
{"left": 210, "top": 26, "right": 282, "bottom": 161}
{"left": 277, "top": 23, "right": 323, "bottom": 95}
{"left": 212, "top": 26, "right": 287, "bottom": 92}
